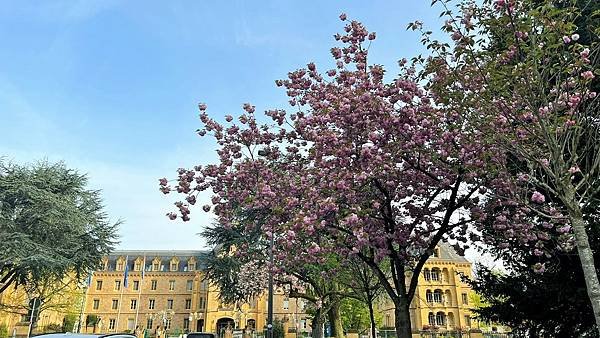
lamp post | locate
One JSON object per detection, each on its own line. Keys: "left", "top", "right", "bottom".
{"left": 266, "top": 229, "right": 274, "bottom": 338}
{"left": 150, "top": 310, "right": 174, "bottom": 338}
{"left": 189, "top": 312, "right": 203, "bottom": 332}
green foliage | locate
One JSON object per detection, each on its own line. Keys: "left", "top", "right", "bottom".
{"left": 45, "top": 323, "right": 63, "bottom": 333}
{"left": 86, "top": 314, "right": 100, "bottom": 328}
{"left": 339, "top": 298, "right": 381, "bottom": 332}
{"left": 0, "top": 160, "right": 118, "bottom": 293}
{"left": 0, "top": 323, "right": 8, "bottom": 338}
{"left": 272, "top": 318, "right": 285, "bottom": 338}
{"left": 62, "top": 313, "right": 77, "bottom": 332}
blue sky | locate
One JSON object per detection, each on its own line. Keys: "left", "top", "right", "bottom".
{"left": 1, "top": 1, "right": 449, "bottom": 250}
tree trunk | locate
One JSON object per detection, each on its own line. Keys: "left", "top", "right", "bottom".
{"left": 393, "top": 299, "right": 412, "bottom": 338}
{"left": 311, "top": 309, "right": 325, "bottom": 338}
{"left": 570, "top": 211, "right": 600, "bottom": 336}
{"left": 327, "top": 300, "right": 344, "bottom": 338}
{"left": 367, "top": 298, "right": 377, "bottom": 338}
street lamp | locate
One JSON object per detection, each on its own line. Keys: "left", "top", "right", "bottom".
{"left": 150, "top": 310, "right": 175, "bottom": 338}
{"left": 189, "top": 312, "right": 203, "bottom": 332}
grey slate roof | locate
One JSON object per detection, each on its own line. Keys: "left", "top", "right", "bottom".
{"left": 104, "top": 250, "right": 210, "bottom": 272}
{"left": 431, "top": 243, "right": 470, "bottom": 263}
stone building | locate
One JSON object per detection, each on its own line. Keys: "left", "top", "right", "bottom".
{"left": 0, "top": 245, "right": 478, "bottom": 337}
{"left": 378, "top": 243, "right": 476, "bottom": 333}
{"left": 83, "top": 250, "right": 310, "bottom": 336}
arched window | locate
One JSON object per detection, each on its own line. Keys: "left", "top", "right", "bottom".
{"left": 444, "top": 290, "right": 452, "bottom": 305}
{"left": 435, "top": 312, "right": 445, "bottom": 326}
{"left": 423, "top": 269, "right": 431, "bottom": 281}
{"left": 428, "top": 312, "right": 435, "bottom": 326}
{"left": 433, "top": 289, "right": 443, "bottom": 303}
{"left": 442, "top": 268, "right": 450, "bottom": 282}
{"left": 431, "top": 268, "right": 440, "bottom": 281}
{"left": 426, "top": 290, "right": 433, "bottom": 303}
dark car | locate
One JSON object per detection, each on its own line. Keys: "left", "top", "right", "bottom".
{"left": 186, "top": 332, "right": 217, "bottom": 338}
{"left": 34, "top": 333, "right": 136, "bottom": 338}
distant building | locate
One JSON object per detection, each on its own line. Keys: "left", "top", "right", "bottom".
{"left": 1, "top": 244, "right": 480, "bottom": 337}
{"left": 83, "top": 250, "right": 309, "bottom": 336}
{"left": 378, "top": 243, "right": 476, "bottom": 333}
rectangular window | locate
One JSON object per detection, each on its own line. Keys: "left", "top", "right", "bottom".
{"left": 148, "top": 299, "right": 155, "bottom": 310}
{"left": 96, "top": 280, "right": 103, "bottom": 290}
{"left": 170, "top": 263, "right": 178, "bottom": 271}
{"left": 133, "top": 280, "right": 139, "bottom": 291}
{"left": 153, "top": 263, "right": 160, "bottom": 271}
{"left": 115, "top": 280, "right": 121, "bottom": 290}
{"left": 187, "top": 280, "right": 193, "bottom": 291}
{"left": 464, "top": 316, "right": 471, "bottom": 327}
{"left": 147, "top": 318, "right": 153, "bottom": 330}
{"left": 112, "top": 299, "right": 119, "bottom": 310}
{"left": 198, "top": 297, "right": 205, "bottom": 309}
{"left": 185, "top": 299, "right": 192, "bottom": 310}
{"left": 283, "top": 297, "right": 289, "bottom": 310}
{"left": 188, "top": 263, "right": 196, "bottom": 271}
{"left": 127, "top": 318, "right": 135, "bottom": 331}
{"left": 151, "top": 280, "right": 157, "bottom": 290}
{"left": 462, "top": 293, "right": 469, "bottom": 305}
{"left": 169, "top": 280, "right": 175, "bottom": 291}
{"left": 431, "top": 270, "right": 440, "bottom": 281}
{"left": 93, "top": 299, "right": 100, "bottom": 310}
{"left": 130, "top": 299, "right": 137, "bottom": 310}
{"left": 117, "top": 262, "right": 124, "bottom": 271}
{"left": 424, "top": 270, "right": 431, "bottom": 281}
{"left": 109, "top": 319, "right": 116, "bottom": 331}
{"left": 183, "top": 318, "right": 190, "bottom": 331}
{"left": 165, "top": 319, "right": 171, "bottom": 330}
{"left": 167, "top": 299, "right": 174, "bottom": 310}
{"left": 135, "top": 262, "right": 142, "bottom": 271}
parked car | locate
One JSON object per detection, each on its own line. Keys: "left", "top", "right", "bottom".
{"left": 34, "top": 333, "right": 136, "bottom": 338}
{"left": 185, "top": 332, "right": 217, "bottom": 338}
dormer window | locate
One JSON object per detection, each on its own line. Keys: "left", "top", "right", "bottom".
{"left": 152, "top": 258, "right": 161, "bottom": 272}
{"left": 187, "top": 259, "right": 196, "bottom": 271}
{"left": 134, "top": 259, "right": 143, "bottom": 271}
{"left": 170, "top": 257, "right": 179, "bottom": 272}
{"left": 433, "top": 248, "right": 440, "bottom": 258}
{"left": 116, "top": 258, "right": 125, "bottom": 271}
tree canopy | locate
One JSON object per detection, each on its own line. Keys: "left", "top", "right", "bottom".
{"left": 0, "top": 160, "right": 118, "bottom": 293}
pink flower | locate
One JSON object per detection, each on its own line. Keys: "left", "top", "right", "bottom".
{"left": 202, "top": 204, "right": 211, "bottom": 212}
{"left": 339, "top": 13, "right": 347, "bottom": 21}
{"left": 368, "top": 32, "right": 376, "bottom": 40}
{"left": 581, "top": 48, "right": 590, "bottom": 58}
{"left": 533, "top": 263, "right": 546, "bottom": 274}
{"left": 562, "top": 36, "right": 571, "bottom": 44}
{"left": 557, "top": 225, "right": 571, "bottom": 234}
{"left": 581, "top": 71, "right": 595, "bottom": 80}
{"left": 198, "top": 103, "right": 207, "bottom": 111}
{"left": 167, "top": 212, "right": 177, "bottom": 220}
{"left": 568, "top": 166, "right": 580, "bottom": 174}
{"left": 531, "top": 191, "right": 545, "bottom": 204}
{"left": 225, "top": 115, "right": 233, "bottom": 122}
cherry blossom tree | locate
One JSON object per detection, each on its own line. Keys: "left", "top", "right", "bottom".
{"left": 417, "top": 0, "right": 600, "bottom": 331}
{"left": 162, "top": 11, "right": 508, "bottom": 334}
